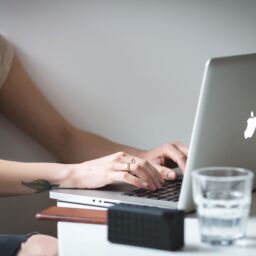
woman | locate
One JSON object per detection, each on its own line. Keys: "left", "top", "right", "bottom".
{"left": 0, "top": 34, "right": 188, "bottom": 256}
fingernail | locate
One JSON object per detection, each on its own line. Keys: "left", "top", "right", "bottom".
{"left": 142, "top": 182, "right": 148, "bottom": 187}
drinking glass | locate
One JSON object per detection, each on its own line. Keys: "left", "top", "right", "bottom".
{"left": 192, "top": 167, "right": 253, "bottom": 245}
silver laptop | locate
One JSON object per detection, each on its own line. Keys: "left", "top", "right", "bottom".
{"left": 51, "top": 53, "right": 256, "bottom": 212}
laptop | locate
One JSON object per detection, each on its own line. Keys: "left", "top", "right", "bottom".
{"left": 50, "top": 53, "right": 256, "bottom": 212}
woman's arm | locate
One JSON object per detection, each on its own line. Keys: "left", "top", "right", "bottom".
{"left": 0, "top": 151, "right": 166, "bottom": 196}
{"left": 0, "top": 56, "right": 129, "bottom": 162}
{"left": 0, "top": 52, "right": 187, "bottom": 196}
{"left": 0, "top": 159, "right": 70, "bottom": 196}
{"left": 0, "top": 56, "right": 187, "bottom": 170}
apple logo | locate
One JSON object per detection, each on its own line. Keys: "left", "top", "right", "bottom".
{"left": 244, "top": 111, "right": 256, "bottom": 139}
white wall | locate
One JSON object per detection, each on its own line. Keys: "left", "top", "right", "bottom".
{"left": 0, "top": 0, "right": 256, "bottom": 235}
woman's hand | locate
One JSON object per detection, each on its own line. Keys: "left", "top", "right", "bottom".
{"left": 62, "top": 152, "right": 164, "bottom": 191}
{"left": 60, "top": 141, "right": 188, "bottom": 192}
{"left": 141, "top": 141, "right": 188, "bottom": 180}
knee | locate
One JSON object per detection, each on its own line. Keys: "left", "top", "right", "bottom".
{"left": 17, "top": 234, "right": 58, "bottom": 256}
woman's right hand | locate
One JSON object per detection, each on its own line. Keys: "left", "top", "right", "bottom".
{"left": 62, "top": 152, "right": 165, "bottom": 191}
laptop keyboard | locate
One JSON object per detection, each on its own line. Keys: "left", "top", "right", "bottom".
{"left": 122, "top": 179, "right": 182, "bottom": 202}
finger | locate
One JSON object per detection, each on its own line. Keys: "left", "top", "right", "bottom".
{"left": 113, "top": 155, "right": 161, "bottom": 190}
{"left": 156, "top": 164, "right": 177, "bottom": 180}
{"left": 134, "top": 160, "right": 162, "bottom": 189}
{"left": 164, "top": 145, "right": 187, "bottom": 172}
{"left": 112, "top": 162, "right": 161, "bottom": 189}
{"left": 111, "top": 153, "right": 139, "bottom": 172}
{"left": 173, "top": 168, "right": 184, "bottom": 179}
{"left": 132, "top": 163, "right": 157, "bottom": 190}
{"left": 111, "top": 171, "right": 151, "bottom": 190}
{"left": 144, "top": 161, "right": 164, "bottom": 188}
{"left": 147, "top": 161, "right": 164, "bottom": 183}
{"left": 110, "top": 153, "right": 140, "bottom": 174}
{"left": 140, "top": 165, "right": 162, "bottom": 190}
{"left": 115, "top": 156, "right": 157, "bottom": 190}
{"left": 112, "top": 162, "right": 132, "bottom": 172}
{"left": 110, "top": 155, "right": 155, "bottom": 190}
{"left": 173, "top": 141, "right": 189, "bottom": 156}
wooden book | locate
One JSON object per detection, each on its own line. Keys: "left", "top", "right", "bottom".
{"left": 36, "top": 206, "right": 107, "bottom": 224}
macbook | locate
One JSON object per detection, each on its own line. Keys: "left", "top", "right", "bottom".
{"left": 51, "top": 53, "right": 256, "bottom": 212}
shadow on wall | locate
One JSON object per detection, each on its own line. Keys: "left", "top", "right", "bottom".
{"left": 0, "top": 192, "right": 56, "bottom": 236}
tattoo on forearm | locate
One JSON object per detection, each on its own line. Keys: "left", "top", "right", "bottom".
{"left": 21, "top": 179, "right": 59, "bottom": 193}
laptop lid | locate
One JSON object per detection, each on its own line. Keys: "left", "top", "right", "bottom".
{"left": 178, "top": 53, "right": 256, "bottom": 211}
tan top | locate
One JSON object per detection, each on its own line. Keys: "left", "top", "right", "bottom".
{"left": 0, "top": 34, "right": 14, "bottom": 89}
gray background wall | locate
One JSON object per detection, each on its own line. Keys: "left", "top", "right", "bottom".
{"left": 0, "top": 0, "right": 256, "bottom": 236}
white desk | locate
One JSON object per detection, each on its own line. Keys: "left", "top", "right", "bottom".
{"left": 54, "top": 192, "right": 256, "bottom": 256}
{"left": 58, "top": 218, "right": 256, "bottom": 256}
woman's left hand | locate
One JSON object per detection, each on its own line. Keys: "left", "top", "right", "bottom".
{"left": 141, "top": 141, "right": 188, "bottom": 180}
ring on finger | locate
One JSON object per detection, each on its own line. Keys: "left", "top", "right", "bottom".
{"left": 124, "top": 162, "right": 131, "bottom": 172}
{"left": 124, "top": 162, "right": 136, "bottom": 175}
{"left": 128, "top": 163, "right": 137, "bottom": 176}
{"left": 127, "top": 158, "right": 137, "bottom": 176}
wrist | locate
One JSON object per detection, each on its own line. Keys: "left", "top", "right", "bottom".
{"left": 54, "top": 163, "right": 77, "bottom": 188}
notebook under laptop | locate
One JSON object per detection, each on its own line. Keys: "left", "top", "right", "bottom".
{"left": 50, "top": 53, "right": 256, "bottom": 212}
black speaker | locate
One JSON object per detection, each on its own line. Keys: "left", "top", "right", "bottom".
{"left": 108, "top": 204, "right": 184, "bottom": 251}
